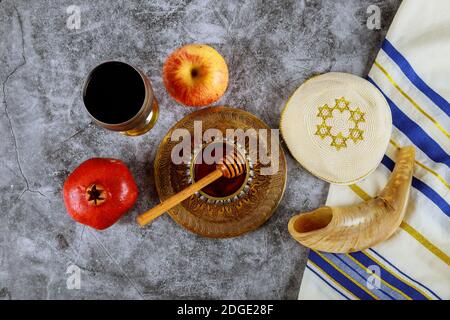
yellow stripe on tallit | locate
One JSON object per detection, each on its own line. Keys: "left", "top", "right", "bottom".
{"left": 349, "top": 184, "right": 450, "bottom": 267}
{"left": 374, "top": 61, "right": 450, "bottom": 139}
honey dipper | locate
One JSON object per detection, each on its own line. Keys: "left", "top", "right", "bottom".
{"left": 136, "top": 151, "right": 246, "bottom": 227}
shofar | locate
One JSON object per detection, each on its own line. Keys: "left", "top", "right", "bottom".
{"left": 288, "top": 146, "right": 415, "bottom": 253}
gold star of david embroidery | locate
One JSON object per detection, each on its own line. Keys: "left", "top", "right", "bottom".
{"left": 314, "top": 96, "right": 366, "bottom": 151}
{"left": 349, "top": 127, "right": 364, "bottom": 143}
{"left": 349, "top": 107, "right": 366, "bottom": 125}
{"left": 335, "top": 97, "right": 350, "bottom": 112}
{"left": 330, "top": 132, "right": 347, "bottom": 151}
{"left": 315, "top": 122, "right": 332, "bottom": 139}
{"left": 317, "top": 104, "right": 333, "bottom": 120}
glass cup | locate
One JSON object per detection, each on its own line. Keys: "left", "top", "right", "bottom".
{"left": 82, "top": 61, "right": 159, "bottom": 136}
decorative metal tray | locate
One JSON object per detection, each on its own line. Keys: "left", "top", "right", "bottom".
{"left": 154, "top": 106, "right": 287, "bottom": 238}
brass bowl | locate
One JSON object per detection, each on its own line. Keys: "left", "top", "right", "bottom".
{"left": 154, "top": 106, "right": 287, "bottom": 238}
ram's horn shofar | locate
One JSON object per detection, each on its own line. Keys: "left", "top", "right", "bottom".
{"left": 288, "top": 146, "right": 415, "bottom": 253}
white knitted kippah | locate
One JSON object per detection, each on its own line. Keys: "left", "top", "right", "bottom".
{"left": 280, "top": 72, "right": 392, "bottom": 185}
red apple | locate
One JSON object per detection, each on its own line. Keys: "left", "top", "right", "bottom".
{"left": 162, "top": 44, "right": 229, "bottom": 107}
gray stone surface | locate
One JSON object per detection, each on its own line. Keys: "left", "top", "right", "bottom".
{"left": 0, "top": 0, "right": 400, "bottom": 299}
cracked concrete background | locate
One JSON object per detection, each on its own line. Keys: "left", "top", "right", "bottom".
{"left": 0, "top": 0, "right": 400, "bottom": 299}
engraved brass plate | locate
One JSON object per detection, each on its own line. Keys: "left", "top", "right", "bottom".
{"left": 154, "top": 106, "right": 287, "bottom": 238}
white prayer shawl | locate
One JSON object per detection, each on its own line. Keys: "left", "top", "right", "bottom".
{"left": 298, "top": 0, "right": 450, "bottom": 300}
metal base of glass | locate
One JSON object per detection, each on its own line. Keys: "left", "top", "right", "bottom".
{"left": 121, "top": 99, "right": 159, "bottom": 137}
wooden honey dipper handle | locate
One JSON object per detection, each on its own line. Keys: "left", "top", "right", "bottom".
{"left": 136, "top": 169, "right": 223, "bottom": 227}
{"left": 136, "top": 152, "right": 246, "bottom": 227}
